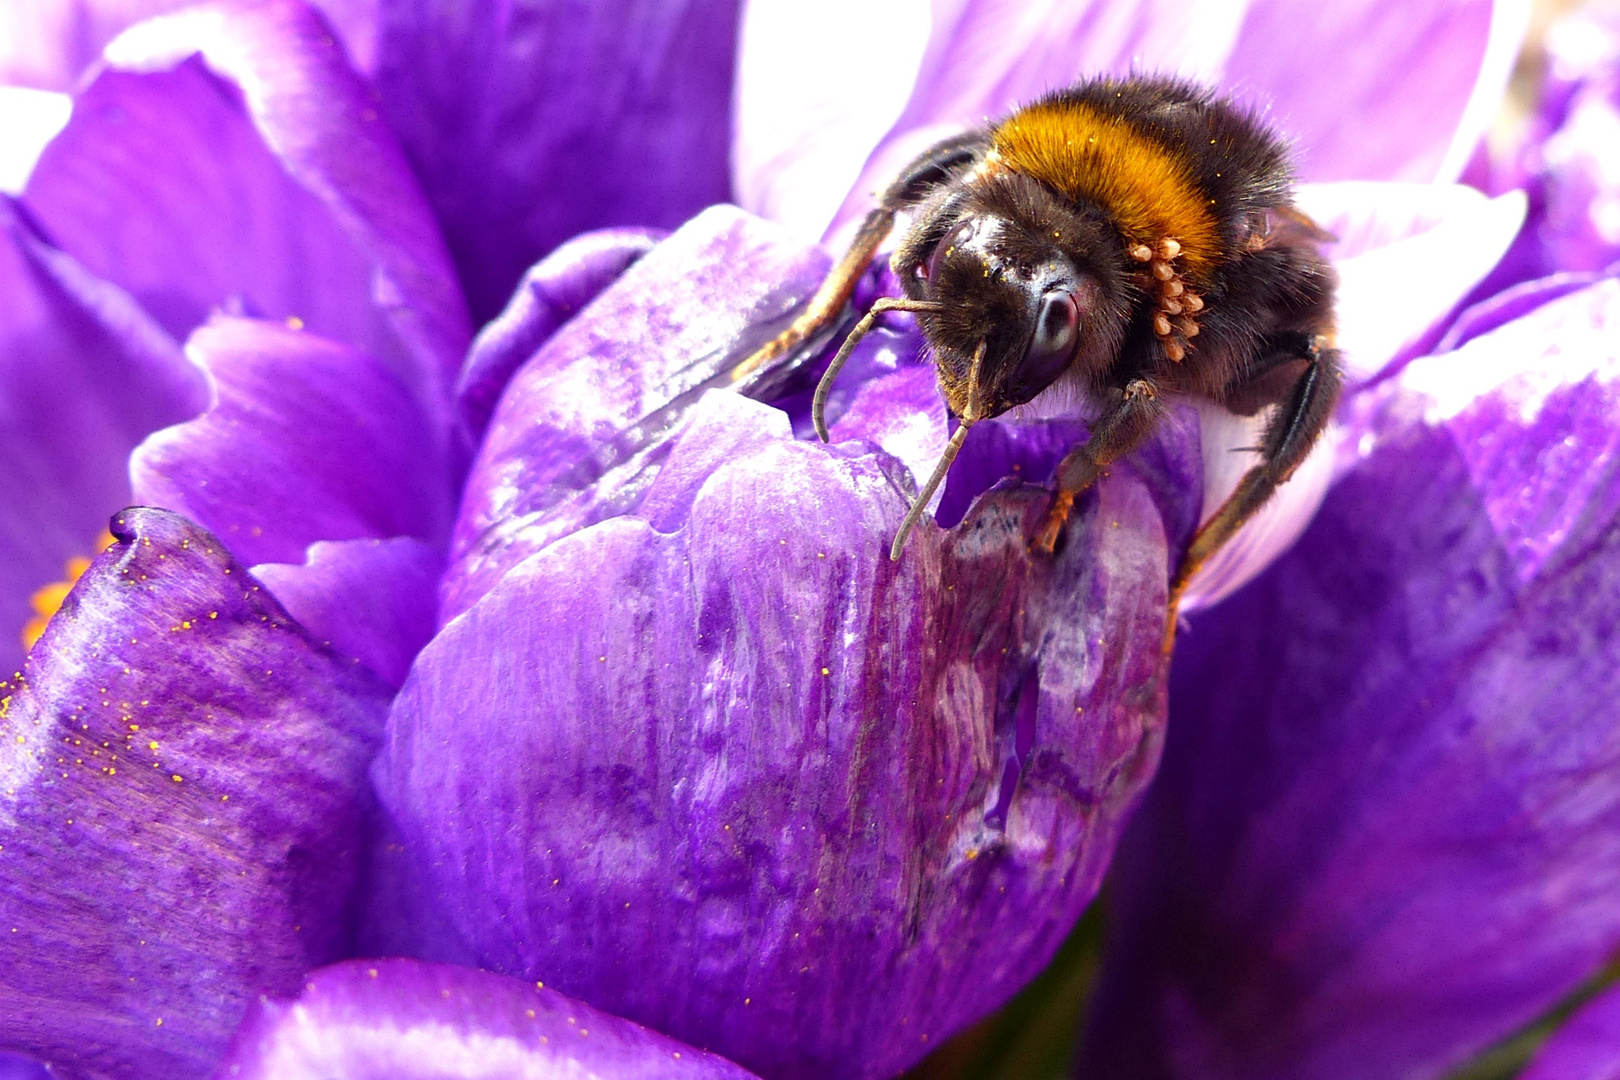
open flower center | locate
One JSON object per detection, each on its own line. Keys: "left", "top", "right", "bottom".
{"left": 21, "top": 530, "right": 115, "bottom": 651}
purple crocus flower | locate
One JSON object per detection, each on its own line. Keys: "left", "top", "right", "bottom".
{"left": 4, "top": 1, "right": 1605, "bottom": 1078}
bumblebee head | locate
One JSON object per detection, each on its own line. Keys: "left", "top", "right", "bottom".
{"left": 912, "top": 196, "right": 1127, "bottom": 422}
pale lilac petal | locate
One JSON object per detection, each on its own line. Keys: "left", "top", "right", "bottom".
{"left": 25, "top": 0, "right": 468, "bottom": 415}
{"left": 443, "top": 206, "right": 830, "bottom": 622}
{"left": 252, "top": 537, "right": 443, "bottom": 689}
{"left": 374, "top": 0, "right": 741, "bottom": 322}
{"left": 819, "top": 0, "right": 1249, "bottom": 241}
{"left": 0, "top": 199, "right": 203, "bottom": 676}
{"left": 1298, "top": 184, "right": 1527, "bottom": 383}
{"left": 0, "top": 0, "right": 380, "bottom": 89}
{"left": 1519, "top": 983, "right": 1620, "bottom": 1080}
{"left": 457, "top": 227, "right": 665, "bottom": 443}
{"left": 732, "top": 0, "right": 933, "bottom": 243}
{"left": 1437, "top": 267, "right": 1616, "bottom": 353}
{"left": 0, "top": 507, "right": 390, "bottom": 1079}
{"left": 1225, "top": 0, "right": 1524, "bottom": 184}
{"left": 1083, "top": 278, "right": 1620, "bottom": 1080}
{"left": 1175, "top": 406, "right": 1338, "bottom": 613}
{"left": 213, "top": 959, "right": 761, "bottom": 1080}
{"left": 130, "top": 317, "right": 451, "bottom": 569}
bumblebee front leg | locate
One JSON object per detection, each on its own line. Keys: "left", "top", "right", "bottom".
{"left": 1169, "top": 344, "right": 1343, "bottom": 605}
{"left": 1034, "top": 378, "right": 1163, "bottom": 553}
{"left": 729, "top": 132, "right": 988, "bottom": 381}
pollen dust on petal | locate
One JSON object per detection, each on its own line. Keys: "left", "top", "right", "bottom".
{"left": 20, "top": 529, "right": 116, "bottom": 651}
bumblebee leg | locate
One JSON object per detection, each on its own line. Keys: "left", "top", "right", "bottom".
{"left": 1169, "top": 344, "right": 1343, "bottom": 607}
{"left": 729, "top": 132, "right": 989, "bottom": 380}
{"left": 1034, "top": 378, "right": 1163, "bottom": 553}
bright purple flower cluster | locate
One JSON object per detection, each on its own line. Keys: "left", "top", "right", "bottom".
{"left": 2, "top": 2, "right": 1618, "bottom": 1079}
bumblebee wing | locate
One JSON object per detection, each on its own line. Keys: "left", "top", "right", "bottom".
{"left": 1270, "top": 204, "right": 1338, "bottom": 245}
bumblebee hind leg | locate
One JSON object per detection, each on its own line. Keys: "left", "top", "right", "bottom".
{"left": 1167, "top": 341, "right": 1343, "bottom": 623}
{"left": 729, "top": 131, "right": 989, "bottom": 380}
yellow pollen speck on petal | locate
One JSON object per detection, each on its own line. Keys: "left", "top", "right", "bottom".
{"left": 154, "top": 1018, "right": 163, "bottom": 1027}
{"left": 171, "top": 775, "right": 182, "bottom": 783}
{"left": 285, "top": 315, "right": 305, "bottom": 330}
{"left": 148, "top": 742, "right": 159, "bottom": 751}
{"left": 526, "top": 1009, "right": 535, "bottom": 1019}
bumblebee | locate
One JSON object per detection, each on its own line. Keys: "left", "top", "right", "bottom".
{"left": 735, "top": 75, "right": 1341, "bottom": 604}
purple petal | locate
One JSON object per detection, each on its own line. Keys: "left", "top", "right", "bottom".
{"left": 1082, "top": 278, "right": 1620, "bottom": 1080}
{"left": 251, "top": 537, "right": 443, "bottom": 690}
{"left": 0, "top": 1053, "right": 47, "bottom": 1080}
{"left": 457, "top": 227, "right": 665, "bottom": 444}
{"left": 130, "top": 316, "right": 451, "bottom": 569}
{"left": 0, "top": 0, "right": 380, "bottom": 90}
{"left": 374, "top": 0, "right": 740, "bottom": 323}
{"left": 1224, "top": 0, "right": 1522, "bottom": 184}
{"left": 0, "top": 507, "right": 390, "bottom": 1079}
{"left": 377, "top": 209, "right": 1177, "bottom": 1079}
{"left": 24, "top": 0, "right": 468, "bottom": 415}
{"left": 213, "top": 958, "right": 760, "bottom": 1080}
{"left": 0, "top": 199, "right": 203, "bottom": 677}
{"left": 443, "top": 206, "right": 830, "bottom": 622}
{"left": 1519, "top": 983, "right": 1620, "bottom": 1080}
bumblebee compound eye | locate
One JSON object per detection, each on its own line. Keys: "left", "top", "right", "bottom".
{"left": 1006, "top": 290, "right": 1079, "bottom": 404}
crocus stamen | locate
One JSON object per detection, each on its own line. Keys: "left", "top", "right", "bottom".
{"left": 21, "top": 530, "right": 115, "bottom": 651}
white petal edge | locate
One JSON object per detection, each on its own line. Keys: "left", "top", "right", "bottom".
{"left": 1319, "top": 186, "right": 1527, "bottom": 383}
{"left": 733, "top": 0, "right": 933, "bottom": 245}
{"left": 0, "top": 87, "right": 70, "bottom": 195}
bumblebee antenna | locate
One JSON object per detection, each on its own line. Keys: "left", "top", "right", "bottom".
{"left": 889, "top": 339, "right": 986, "bottom": 560}
{"left": 812, "top": 298, "right": 945, "bottom": 442}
